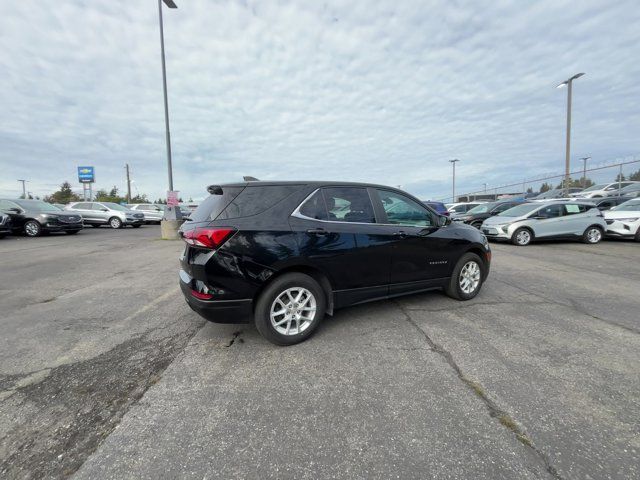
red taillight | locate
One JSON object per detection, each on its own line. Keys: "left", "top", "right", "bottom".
{"left": 183, "top": 227, "right": 236, "bottom": 249}
{"left": 191, "top": 289, "right": 214, "bottom": 300}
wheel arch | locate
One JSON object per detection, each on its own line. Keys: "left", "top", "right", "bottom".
{"left": 465, "top": 245, "right": 490, "bottom": 280}
{"left": 253, "top": 265, "right": 334, "bottom": 316}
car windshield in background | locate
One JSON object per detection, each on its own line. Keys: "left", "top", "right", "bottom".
{"left": 14, "top": 200, "right": 61, "bottom": 212}
{"left": 497, "top": 203, "right": 540, "bottom": 217}
{"left": 467, "top": 202, "right": 497, "bottom": 214}
{"left": 611, "top": 200, "right": 640, "bottom": 211}
{"left": 101, "top": 202, "right": 129, "bottom": 212}
{"left": 581, "top": 184, "right": 608, "bottom": 192}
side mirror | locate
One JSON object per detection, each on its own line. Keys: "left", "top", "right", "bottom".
{"left": 101, "top": 208, "right": 108, "bottom": 212}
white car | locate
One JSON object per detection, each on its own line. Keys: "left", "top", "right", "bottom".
{"left": 570, "top": 181, "right": 639, "bottom": 199}
{"left": 129, "top": 204, "right": 165, "bottom": 224}
{"left": 603, "top": 198, "right": 640, "bottom": 241}
{"left": 447, "top": 202, "right": 485, "bottom": 215}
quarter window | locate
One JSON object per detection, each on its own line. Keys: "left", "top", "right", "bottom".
{"left": 322, "top": 187, "right": 376, "bottom": 223}
{"left": 298, "top": 190, "right": 328, "bottom": 220}
{"left": 376, "top": 190, "right": 434, "bottom": 227}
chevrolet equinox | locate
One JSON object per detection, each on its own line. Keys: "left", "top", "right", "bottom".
{"left": 179, "top": 181, "right": 491, "bottom": 345}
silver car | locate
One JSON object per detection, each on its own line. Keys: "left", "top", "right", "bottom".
{"left": 66, "top": 201, "right": 145, "bottom": 229}
{"left": 128, "top": 204, "right": 165, "bottom": 224}
{"left": 481, "top": 201, "right": 607, "bottom": 246}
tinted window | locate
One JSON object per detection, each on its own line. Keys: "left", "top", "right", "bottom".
{"left": 322, "top": 187, "right": 375, "bottom": 223}
{"left": 298, "top": 190, "right": 328, "bottom": 220}
{"left": 492, "top": 203, "right": 517, "bottom": 213}
{"left": 218, "top": 185, "right": 299, "bottom": 220}
{"left": 190, "top": 187, "right": 244, "bottom": 222}
{"left": 0, "top": 200, "right": 19, "bottom": 210}
{"left": 564, "top": 204, "right": 588, "bottom": 215}
{"left": 92, "top": 203, "right": 107, "bottom": 211}
{"left": 72, "top": 203, "right": 90, "bottom": 209}
{"left": 379, "top": 190, "right": 433, "bottom": 226}
{"left": 537, "top": 204, "right": 564, "bottom": 218}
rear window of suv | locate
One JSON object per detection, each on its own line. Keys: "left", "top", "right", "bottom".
{"left": 191, "top": 185, "right": 301, "bottom": 222}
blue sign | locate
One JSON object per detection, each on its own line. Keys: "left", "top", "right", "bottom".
{"left": 78, "top": 166, "right": 95, "bottom": 183}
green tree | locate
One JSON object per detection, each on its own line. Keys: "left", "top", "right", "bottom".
{"left": 615, "top": 172, "right": 626, "bottom": 182}
{"left": 526, "top": 187, "right": 533, "bottom": 194}
{"left": 555, "top": 177, "right": 594, "bottom": 189}
{"left": 629, "top": 169, "right": 640, "bottom": 181}
{"left": 539, "top": 182, "right": 553, "bottom": 193}
{"left": 95, "top": 186, "right": 126, "bottom": 203}
{"left": 129, "top": 194, "right": 149, "bottom": 203}
{"left": 43, "top": 181, "right": 82, "bottom": 204}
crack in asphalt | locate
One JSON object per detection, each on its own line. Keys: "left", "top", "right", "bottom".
{"left": 396, "top": 301, "right": 564, "bottom": 480}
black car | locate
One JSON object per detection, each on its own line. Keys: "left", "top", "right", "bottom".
{"left": 178, "top": 181, "right": 491, "bottom": 345}
{"left": 454, "top": 199, "right": 527, "bottom": 229}
{"left": 0, "top": 213, "right": 11, "bottom": 238}
{"left": 0, "top": 199, "right": 83, "bottom": 237}
{"left": 587, "top": 196, "right": 635, "bottom": 211}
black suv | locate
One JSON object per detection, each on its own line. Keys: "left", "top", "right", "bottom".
{"left": 453, "top": 199, "right": 526, "bottom": 229}
{"left": 179, "top": 182, "right": 491, "bottom": 345}
{"left": 0, "top": 199, "right": 83, "bottom": 237}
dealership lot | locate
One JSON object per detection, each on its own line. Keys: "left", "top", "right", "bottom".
{"left": 0, "top": 228, "right": 638, "bottom": 479}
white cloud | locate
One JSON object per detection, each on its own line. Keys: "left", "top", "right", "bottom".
{"left": 0, "top": 0, "right": 639, "bottom": 201}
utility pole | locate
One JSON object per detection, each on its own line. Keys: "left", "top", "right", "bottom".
{"left": 125, "top": 163, "right": 132, "bottom": 203}
{"left": 580, "top": 156, "right": 591, "bottom": 188}
{"left": 17, "top": 179, "right": 27, "bottom": 199}
{"left": 449, "top": 159, "right": 460, "bottom": 202}
{"left": 556, "top": 73, "right": 585, "bottom": 196}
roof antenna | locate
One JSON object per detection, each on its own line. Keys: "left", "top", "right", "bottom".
{"left": 243, "top": 176, "right": 259, "bottom": 181}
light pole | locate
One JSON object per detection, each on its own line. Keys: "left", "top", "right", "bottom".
{"left": 556, "top": 72, "right": 585, "bottom": 196}
{"left": 580, "top": 156, "right": 591, "bottom": 188}
{"left": 17, "top": 179, "right": 27, "bottom": 199}
{"left": 449, "top": 159, "right": 460, "bottom": 202}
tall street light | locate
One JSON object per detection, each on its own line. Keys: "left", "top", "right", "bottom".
{"left": 157, "top": 0, "right": 182, "bottom": 230}
{"left": 580, "top": 156, "right": 591, "bottom": 188}
{"left": 556, "top": 72, "right": 585, "bottom": 196}
{"left": 449, "top": 159, "right": 460, "bottom": 201}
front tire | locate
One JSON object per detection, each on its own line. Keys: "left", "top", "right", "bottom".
{"left": 24, "top": 220, "right": 42, "bottom": 237}
{"left": 254, "top": 273, "right": 326, "bottom": 346}
{"left": 445, "top": 253, "right": 485, "bottom": 301}
{"left": 583, "top": 226, "right": 603, "bottom": 244}
{"left": 109, "top": 217, "right": 123, "bottom": 229}
{"left": 511, "top": 227, "right": 533, "bottom": 246}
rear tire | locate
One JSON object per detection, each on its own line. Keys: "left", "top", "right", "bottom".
{"left": 24, "top": 220, "right": 42, "bottom": 237}
{"left": 583, "top": 226, "right": 603, "bottom": 244}
{"left": 254, "top": 273, "right": 326, "bottom": 346}
{"left": 511, "top": 227, "right": 533, "bottom": 246}
{"left": 445, "top": 253, "right": 485, "bottom": 301}
{"left": 109, "top": 217, "right": 123, "bottom": 229}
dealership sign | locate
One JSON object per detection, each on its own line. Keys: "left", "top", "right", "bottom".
{"left": 77, "top": 166, "right": 95, "bottom": 183}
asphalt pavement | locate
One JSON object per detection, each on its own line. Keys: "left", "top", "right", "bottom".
{"left": 0, "top": 227, "right": 638, "bottom": 479}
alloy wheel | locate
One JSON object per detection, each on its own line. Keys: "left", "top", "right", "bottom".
{"left": 459, "top": 261, "right": 481, "bottom": 294}
{"left": 586, "top": 228, "right": 602, "bottom": 243}
{"left": 270, "top": 287, "right": 317, "bottom": 336}
{"left": 110, "top": 218, "right": 122, "bottom": 229}
{"left": 516, "top": 230, "right": 531, "bottom": 245}
{"left": 25, "top": 221, "right": 40, "bottom": 237}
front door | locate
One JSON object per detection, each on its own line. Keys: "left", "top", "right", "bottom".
{"left": 531, "top": 203, "right": 565, "bottom": 237}
{"left": 373, "top": 189, "right": 453, "bottom": 295}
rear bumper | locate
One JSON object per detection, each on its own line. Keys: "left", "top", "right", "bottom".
{"left": 179, "top": 272, "right": 253, "bottom": 323}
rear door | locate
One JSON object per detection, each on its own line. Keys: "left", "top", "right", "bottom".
{"left": 289, "top": 186, "right": 392, "bottom": 307}
{"left": 373, "top": 189, "right": 452, "bottom": 294}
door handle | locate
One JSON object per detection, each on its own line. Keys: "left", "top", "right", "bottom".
{"left": 307, "top": 228, "right": 328, "bottom": 236}
{"left": 393, "top": 230, "right": 407, "bottom": 238}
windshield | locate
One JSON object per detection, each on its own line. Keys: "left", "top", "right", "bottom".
{"left": 498, "top": 203, "right": 540, "bottom": 217}
{"left": 101, "top": 202, "right": 129, "bottom": 211}
{"left": 611, "top": 200, "right": 640, "bottom": 211}
{"left": 581, "top": 183, "right": 607, "bottom": 192}
{"left": 620, "top": 183, "right": 640, "bottom": 192}
{"left": 467, "top": 202, "right": 497, "bottom": 214}
{"left": 14, "top": 200, "right": 62, "bottom": 212}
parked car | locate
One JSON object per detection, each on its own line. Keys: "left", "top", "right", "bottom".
{"left": 532, "top": 188, "right": 583, "bottom": 200}
{"left": 453, "top": 200, "right": 526, "bottom": 229}
{"left": 446, "top": 202, "right": 484, "bottom": 215}
{"left": 481, "top": 201, "right": 606, "bottom": 246}
{"left": 0, "top": 213, "right": 12, "bottom": 238}
{"left": 605, "top": 182, "right": 640, "bottom": 198}
{"left": 421, "top": 201, "right": 450, "bottom": 217}
{"left": 604, "top": 198, "right": 640, "bottom": 241}
{"left": 0, "top": 199, "right": 83, "bottom": 237}
{"left": 179, "top": 181, "right": 491, "bottom": 345}
{"left": 586, "top": 196, "right": 636, "bottom": 211}
{"left": 570, "top": 182, "right": 639, "bottom": 199}
{"left": 66, "top": 201, "right": 144, "bottom": 228}
{"left": 129, "top": 204, "right": 165, "bottom": 224}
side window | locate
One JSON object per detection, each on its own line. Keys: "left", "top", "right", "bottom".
{"left": 0, "top": 200, "right": 17, "bottom": 210}
{"left": 452, "top": 205, "right": 466, "bottom": 213}
{"left": 598, "top": 200, "right": 614, "bottom": 210}
{"left": 322, "top": 187, "right": 376, "bottom": 223}
{"left": 564, "top": 204, "right": 585, "bottom": 215}
{"left": 297, "top": 190, "right": 328, "bottom": 220}
{"left": 72, "top": 202, "right": 88, "bottom": 209}
{"left": 492, "top": 203, "right": 512, "bottom": 214}
{"left": 376, "top": 190, "right": 434, "bottom": 227}
{"left": 537, "top": 204, "right": 563, "bottom": 218}
{"left": 92, "top": 203, "right": 106, "bottom": 210}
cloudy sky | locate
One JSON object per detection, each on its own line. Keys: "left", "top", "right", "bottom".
{"left": 1, "top": 0, "right": 639, "bottom": 202}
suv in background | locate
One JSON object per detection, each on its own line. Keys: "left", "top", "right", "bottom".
{"left": 453, "top": 200, "right": 526, "bottom": 229}
{"left": 447, "top": 202, "right": 484, "bottom": 216}
{"left": 0, "top": 199, "right": 83, "bottom": 237}
{"left": 570, "top": 182, "right": 639, "bottom": 198}
{"left": 604, "top": 198, "right": 640, "bottom": 241}
{"left": 66, "top": 202, "right": 144, "bottom": 229}
{"left": 605, "top": 183, "right": 640, "bottom": 198}
{"left": 481, "top": 201, "right": 606, "bottom": 246}
{"left": 179, "top": 181, "right": 491, "bottom": 345}
{"left": 586, "top": 196, "right": 636, "bottom": 211}
{"left": 129, "top": 204, "right": 165, "bottom": 224}
{"left": 532, "top": 188, "right": 583, "bottom": 200}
